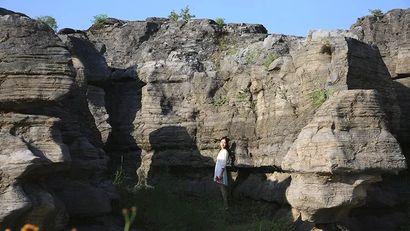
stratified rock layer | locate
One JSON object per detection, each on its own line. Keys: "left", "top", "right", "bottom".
{"left": 282, "top": 90, "right": 405, "bottom": 174}
{"left": 0, "top": 9, "right": 73, "bottom": 108}
{"left": 282, "top": 90, "right": 406, "bottom": 223}
{"left": 0, "top": 8, "right": 113, "bottom": 231}
{"left": 351, "top": 8, "right": 410, "bottom": 148}
{"left": 0, "top": 6, "right": 409, "bottom": 231}
{"left": 351, "top": 9, "right": 410, "bottom": 78}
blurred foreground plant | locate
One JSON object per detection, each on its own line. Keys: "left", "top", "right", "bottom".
{"left": 20, "top": 224, "right": 39, "bottom": 231}
{"left": 123, "top": 206, "right": 137, "bottom": 231}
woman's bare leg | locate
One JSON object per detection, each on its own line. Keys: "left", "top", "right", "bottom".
{"left": 219, "top": 184, "right": 228, "bottom": 209}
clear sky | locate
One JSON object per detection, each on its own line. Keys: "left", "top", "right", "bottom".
{"left": 0, "top": 0, "right": 409, "bottom": 36}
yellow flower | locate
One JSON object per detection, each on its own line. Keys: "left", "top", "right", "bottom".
{"left": 20, "top": 224, "right": 39, "bottom": 231}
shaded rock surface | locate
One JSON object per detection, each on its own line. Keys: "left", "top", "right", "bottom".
{"left": 0, "top": 8, "right": 114, "bottom": 231}
{"left": 282, "top": 90, "right": 406, "bottom": 223}
{"left": 347, "top": 8, "right": 410, "bottom": 231}
{"left": 351, "top": 9, "right": 410, "bottom": 78}
{"left": 0, "top": 9, "right": 73, "bottom": 109}
{"left": 351, "top": 8, "right": 410, "bottom": 150}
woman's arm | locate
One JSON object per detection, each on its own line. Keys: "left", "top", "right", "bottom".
{"left": 219, "top": 150, "right": 228, "bottom": 178}
{"left": 219, "top": 167, "right": 225, "bottom": 179}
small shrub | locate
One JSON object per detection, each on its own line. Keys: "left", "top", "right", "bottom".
{"left": 227, "top": 47, "right": 238, "bottom": 56}
{"left": 245, "top": 49, "right": 260, "bottom": 65}
{"left": 218, "top": 37, "right": 228, "bottom": 51}
{"left": 36, "top": 16, "right": 57, "bottom": 31}
{"left": 369, "top": 9, "right": 383, "bottom": 18}
{"left": 215, "top": 17, "right": 225, "bottom": 28}
{"left": 168, "top": 10, "right": 179, "bottom": 21}
{"left": 320, "top": 40, "right": 332, "bottom": 55}
{"left": 180, "top": 6, "right": 195, "bottom": 22}
{"left": 92, "top": 14, "right": 108, "bottom": 27}
{"left": 311, "top": 88, "right": 335, "bottom": 108}
{"left": 213, "top": 95, "right": 227, "bottom": 107}
{"left": 311, "top": 89, "right": 327, "bottom": 108}
{"left": 237, "top": 88, "right": 250, "bottom": 102}
{"left": 113, "top": 166, "right": 125, "bottom": 186}
{"left": 113, "top": 156, "right": 125, "bottom": 186}
{"left": 168, "top": 6, "right": 195, "bottom": 22}
{"left": 263, "top": 53, "right": 276, "bottom": 69}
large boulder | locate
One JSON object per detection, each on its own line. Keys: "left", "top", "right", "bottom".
{"left": 351, "top": 8, "right": 410, "bottom": 148}
{"left": 0, "top": 8, "right": 74, "bottom": 109}
{"left": 282, "top": 90, "right": 406, "bottom": 223}
{"left": 0, "top": 113, "right": 70, "bottom": 229}
{"left": 351, "top": 9, "right": 410, "bottom": 78}
{"left": 0, "top": 8, "right": 114, "bottom": 230}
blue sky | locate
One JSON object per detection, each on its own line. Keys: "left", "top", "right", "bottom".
{"left": 0, "top": 0, "right": 409, "bottom": 36}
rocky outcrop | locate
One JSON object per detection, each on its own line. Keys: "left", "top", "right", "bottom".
{"left": 0, "top": 8, "right": 114, "bottom": 230}
{"left": 1, "top": 5, "right": 409, "bottom": 231}
{"left": 0, "top": 9, "right": 73, "bottom": 109}
{"left": 351, "top": 9, "right": 410, "bottom": 78}
{"left": 282, "top": 90, "right": 406, "bottom": 223}
{"left": 351, "top": 8, "right": 410, "bottom": 150}
{"left": 82, "top": 19, "right": 407, "bottom": 231}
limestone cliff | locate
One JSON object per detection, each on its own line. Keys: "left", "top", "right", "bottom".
{"left": 351, "top": 8, "right": 410, "bottom": 154}
{"left": 0, "top": 8, "right": 115, "bottom": 231}
{"left": 0, "top": 6, "right": 409, "bottom": 231}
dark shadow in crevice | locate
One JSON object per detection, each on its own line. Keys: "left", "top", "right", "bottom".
{"left": 103, "top": 71, "right": 146, "bottom": 188}
{"left": 392, "top": 79, "right": 410, "bottom": 159}
{"left": 145, "top": 126, "right": 216, "bottom": 194}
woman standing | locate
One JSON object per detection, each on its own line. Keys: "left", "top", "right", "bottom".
{"left": 214, "top": 136, "right": 229, "bottom": 209}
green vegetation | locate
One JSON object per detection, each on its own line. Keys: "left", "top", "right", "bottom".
{"left": 320, "top": 40, "right": 332, "bottom": 55}
{"left": 245, "top": 49, "right": 260, "bottom": 65}
{"left": 92, "top": 14, "right": 108, "bottom": 27}
{"left": 311, "top": 88, "right": 334, "bottom": 108}
{"left": 213, "top": 95, "right": 228, "bottom": 107}
{"left": 113, "top": 156, "right": 126, "bottom": 186}
{"left": 117, "top": 186, "right": 295, "bottom": 231}
{"left": 113, "top": 166, "right": 125, "bottom": 186}
{"left": 227, "top": 47, "right": 238, "bottom": 56}
{"left": 180, "top": 6, "right": 195, "bottom": 22}
{"left": 168, "top": 10, "right": 180, "bottom": 21}
{"left": 218, "top": 37, "right": 228, "bottom": 51}
{"left": 215, "top": 17, "right": 225, "bottom": 28}
{"left": 237, "top": 88, "right": 251, "bottom": 102}
{"left": 369, "top": 9, "right": 383, "bottom": 18}
{"left": 36, "top": 16, "right": 57, "bottom": 31}
{"left": 311, "top": 89, "right": 327, "bottom": 107}
{"left": 168, "top": 6, "right": 195, "bottom": 22}
{"left": 122, "top": 207, "right": 137, "bottom": 231}
{"left": 263, "top": 53, "right": 276, "bottom": 69}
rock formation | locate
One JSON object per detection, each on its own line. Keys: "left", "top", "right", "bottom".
{"left": 282, "top": 89, "right": 406, "bottom": 223}
{"left": 351, "top": 9, "right": 410, "bottom": 154}
{"left": 0, "top": 8, "right": 114, "bottom": 231}
{"left": 0, "top": 6, "right": 409, "bottom": 231}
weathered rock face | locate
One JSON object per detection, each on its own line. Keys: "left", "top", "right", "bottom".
{"left": 351, "top": 9, "right": 410, "bottom": 78}
{"left": 87, "top": 16, "right": 402, "bottom": 179}
{"left": 282, "top": 89, "right": 405, "bottom": 174}
{"left": 351, "top": 8, "right": 410, "bottom": 149}
{"left": 82, "top": 18, "right": 408, "bottom": 231}
{"left": 0, "top": 9, "right": 73, "bottom": 109}
{"left": 1, "top": 5, "right": 409, "bottom": 231}
{"left": 0, "top": 8, "right": 114, "bottom": 231}
{"left": 282, "top": 90, "right": 406, "bottom": 223}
